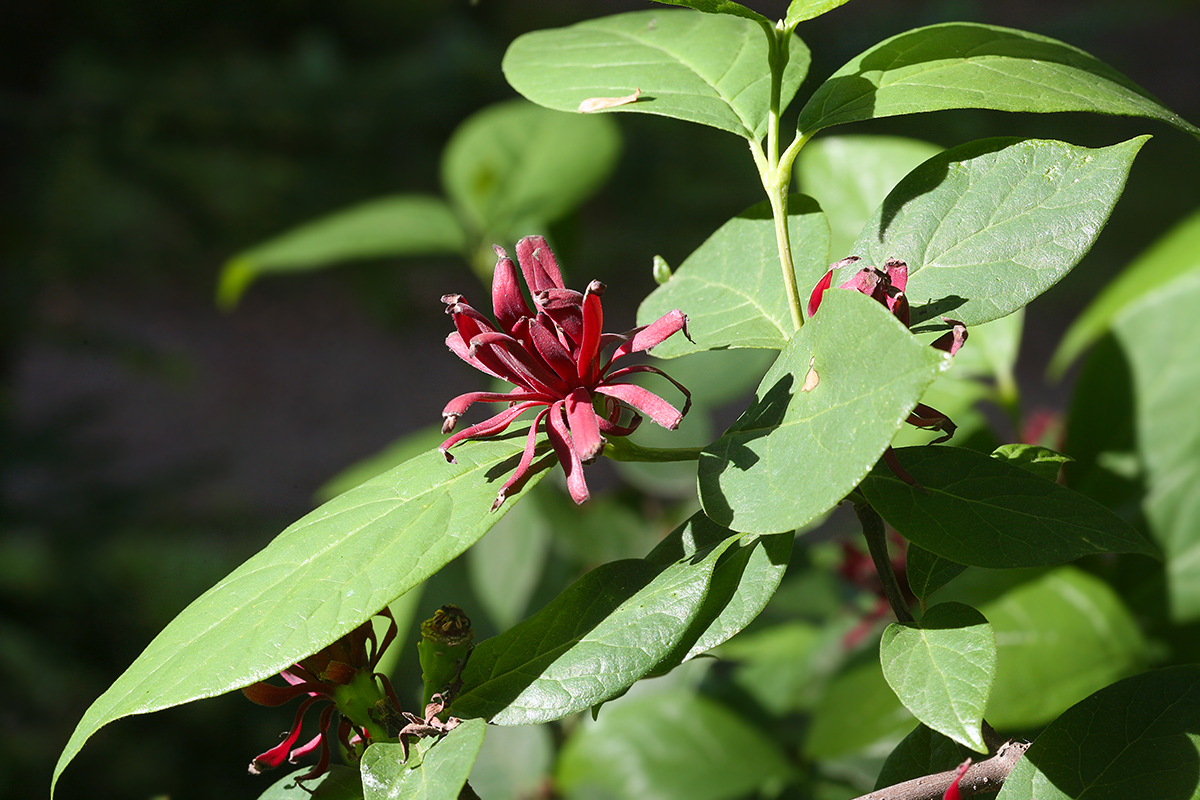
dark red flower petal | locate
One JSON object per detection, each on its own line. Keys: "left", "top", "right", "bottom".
{"left": 545, "top": 400, "right": 589, "bottom": 504}
{"left": 516, "top": 235, "right": 565, "bottom": 293}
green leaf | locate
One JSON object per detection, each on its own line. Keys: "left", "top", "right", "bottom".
{"left": 360, "top": 719, "right": 487, "bottom": 800}
{"left": 805, "top": 651, "right": 914, "bottom": 759}
{"left": 940, "top": 566, "right": 1148, "bottom": 730}
{"left": 905, "top": 545, "right": 965, "bottom": 606}
{"left": 861, "top": 445, "right": 1159, "bottom": 567}
{"left": 795, "top": 134, "right": 942, "bottom": 261}
{"left": 218, "top": 195, "right": 465, "bottom": 308}
{"left": 1106, "top": 269, "right": 1200, "bottom": 620}
{"left": 52, "top": 433, "right": 547, "bottom": 796}
{"left": 503, "top": 10, "right": 810, "bottom": 140}
{"left": 260, "top": 766, "right": 363, "bottom": 800}
{"left": 699, "top": 289, "right": 951, "bottom": 534}
{"left": 441, "top": 99, "right": 621, "bottom": 241}
{"left": 467, "top": 724, "right": 553, "bottom": 800}
{"left": 880, "top": 602, "right": 996, "bottom": 752}
{"left": 786, "top": 0, "right": 853, "bottom": 26}
{"left": 647, "top": 0, "right": 769, "bottom": 25}
{"left": 451, "top": 513, "right": 750, "bottom": 724}
{"left": 797, "top": 22, "right": 1200, "bottom": 138}
{"left": 1053, "top": 208, "right": 1200, "bottom": 375}
{"left": 991, "top": 443, "right": 1072, "bottom": 482}
{"left": 847, "top": 136, "right": 1149, "bottom": 327}
{"left": 637, "top": 196, "right": 831, "bottom": 355}
{"left": 467, "top": 489, "right": 552, "bottom": 630}
{"left": 720, "top": 621, "right": 826, "bottom": 716}
{"left": 998, "top": 666, "right": 1200, "bottom": 800}
{"left": 875, "top": 725, "right": 974, "bottom": 792}
{"left": 557, "top": 689, "right": 793, "bottom": 800}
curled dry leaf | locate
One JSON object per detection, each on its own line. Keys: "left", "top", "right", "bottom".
{"left": 578, "top": 88, "right": 641, "bottom": 113}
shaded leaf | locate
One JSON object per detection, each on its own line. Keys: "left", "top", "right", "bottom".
{"left": 219, "top": 196, "right": 465, "bottom": 308}
{"left": 648, "top": 0, "right": 769, "bottom": 25}
{"left": 875, "top": 725, "right": 974, "bottom": 792}
{"left": 998, "top": 666, "right": 1200, "bottom": 800}
{"left": 259, "top": 766, "right": 363, "bottom": 800}
{"left": 699, "top": 289, "right": 951, "bottom": 534}
{"left": 905, "top": 545, "right": 965, "bottom": 607}
{"left": 805, "top": 651, "right": 914, "bottom": 759}
{"left": 637, "top": 196, "right": 831, "bottom": 355}
{"left": 1053, "top": 207, "right": 1200, "bottom": 375}
{"left": 557, "top": 689, "right": 793, "bottom": 800}
{"left": 880, "top": 602, "right": 996, "bottom": 752}
{"left": 861, "top": 445, "right": 1159, "bottom": 567}
{"left": 503, "top": 10, "right": 810, "bottom": 140}
{"left": 360, "top": 719, "right": 487, "bottom": 800}
{"left": 847, "top": 136, "right": 1149, "bottom": 327}
{"left": 797, "top": 23, "right": 1200, "bottom": 138}
{"left": 467, "top": 724, "right": 553, "bottom": 800}
{"left": 52, "top": 432, "right": 547, "bottom": 794}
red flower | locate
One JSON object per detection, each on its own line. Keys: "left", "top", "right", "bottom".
{"left": 808, "top": 257, "right": 967, "bottom": 443}
{"left": 242, "top": 612, "right": 399, "bottom": 782}
{"left": 440, "top": 236, "right": 692, "bottom": 508}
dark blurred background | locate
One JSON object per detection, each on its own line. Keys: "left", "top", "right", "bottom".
{"left": 3, "top": 1, "right": 1198, "bottom": 798}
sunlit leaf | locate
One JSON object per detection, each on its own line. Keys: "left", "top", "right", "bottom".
{"left": 786, "top": 0, "right": 853, "bottom": 26}
{"left": 647, "top": 0, "right": 769, "bottom": 25}
{"left": 637, "top": 196, "right": 830, "bottom": 355}
{"left": 846, "top": 136, "right": 1149, "bottom": 327}
{"left": 797, "top": 23, "right": 1200, "bottom": 138}
{"left": 699, "top": 290, "right": 950, "bottom": 534}
{"left": 503, "top": 10, "right": 810, "bottom": 140}
{"left": 360, "top": 719, "right": 486, "bottom": 800}
{"left": 991, "top": 443, "right": 1072, "bottom": 483}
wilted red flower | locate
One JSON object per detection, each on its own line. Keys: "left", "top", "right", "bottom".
{"left": 243, "top": 612, "right": 399, "bottom": 782}
{"left": 808, "top": 257, "right": 967, "bottom": 444}
{"left": 440, "top": 236, "right": 692, "bottom": 508}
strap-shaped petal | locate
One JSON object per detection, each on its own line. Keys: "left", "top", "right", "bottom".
{"left": 493, "top": 406, "right": 553, "bottom": 511}
{"left": 595, "top": 382, "right": 683, "bottom": 430}
{"left": 528, "top": 316, "right": 581, "bottom": 387}
{"left": 546, "top": 400, "right": 589, "bottom": 504}
{"left": 565, "top": 387, "right": 604, "bottom": 462}
{"left": 438, "top": 401, "right": 542, "bottom": 462}
{"left": 491, "top": 246, "right": 533, "bottom": 334}
{"left": 601, "top": 364, "right": 693, "bottom": 425}
{"left": 516, "top": 235, "right": 565, "bottom": 293}
{"left": 577, "top": 281, "right": 605, "bottom": 384}
{"left": 608, "top": 309, "right": 689, "bottom": 363}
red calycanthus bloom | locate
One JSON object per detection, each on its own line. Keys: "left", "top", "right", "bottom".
{"left": 242, "top": 611, "right": 399, "bottom": 783}
{"left": 808, "top": 256, "right": 967, "bottom": 444}
{"left": 440, "top": 235, "right": 692, "bottom": 509}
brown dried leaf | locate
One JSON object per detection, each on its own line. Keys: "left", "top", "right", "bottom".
{"left": 578, "top": 88, "right": 641, "bottom": 113}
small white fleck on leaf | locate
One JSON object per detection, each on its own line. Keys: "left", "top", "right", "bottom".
{"left": 578, "top": 88, "right": 641, "bottom": 113}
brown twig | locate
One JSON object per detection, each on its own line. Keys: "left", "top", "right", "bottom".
{"left": 854, "top": 501, "right": 916, "bottom": 626}
{"left": 851, "top": 740, "right": 1030, "bottom": 800}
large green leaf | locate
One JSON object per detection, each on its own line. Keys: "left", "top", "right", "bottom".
{"left": 805, "top": 651, "right": 915, "bottom": 759}
{"left": 52, "top": 433, "right": 547, "bottom": 796}
{"left": 440, "top": 100, "right": 621, "bottom": 242}
{"left": 219, "top": 195, "right": 465, "bottom": 308}
{"left": 699, "top": 289, "right": 951, "bottom": 534}
{"left": 1107, "top": 269, "right": 1200, "bottom": 620}
{"left": 786, "top": 0, "right": 853, "bottom": 26}
{"left": 797, "top": 22, "right": 1200, "bottom": 138}
{"left": 450, "top": 513, "right": 762, "bottom": 724}
{"left": 637, "top": 196, "right": 831, "bottom": 355}
{"left": 647, "top": 0, "right": 769, "bottom": 25}
{"left": 1053, "top": 208, "right": 1200, "bottom": 375}
{"left": 503, "top": 10, "right": 810, "bottom": 140}
{"left": 260, "top": 766, "right": 363, "bottom": 800}
{"left": 905, "top": 545, "right": 965, "bottom": 608}
{"left": 861, "top": 445, "right": 1158, "bottom": 567}
{"left": 847, "top": 136, "right": 1149, "bottom": 327}
{"left": 940, "top": 566, "right": 1148, "bottom": 730}
{"left": 880, "top": 602, "right": 996, "bottom": 752}
{"left": 360, "top": 719, "right": 487, "bottom": 800}
{"left": 795, "top": 135, "right": 942, "bottom": 261}
{"left": 998, "top": 666, "right": 1200, "bottom": 800}
{"left": 557, "top": 689, "right": 793, "bottom": 800}
{"left": 875, "top": 725, "right": 974, "bottom": 792}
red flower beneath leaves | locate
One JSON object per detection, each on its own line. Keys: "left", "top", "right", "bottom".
{"left": 440, "top": 236, "right": 692, "bottom": 508}
{"left": 242, "top": 612, "right": 399, "bottom": 783}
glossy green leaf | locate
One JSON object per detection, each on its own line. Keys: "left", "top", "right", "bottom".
{"left": 1053, "top": 208, "right": 1200, "bottom": 376}
{"left": 441, "top": 100, "right": 621, "bottom": 240}
{"left": 647, "top": 0, "right": 769, "bottom": 25}
{"left": 847, "top": 136, "right": 1149, "bottom": 327}
{"left": 637, "top": 196, "right": 831, "bottom": 355}
{"left": 52, "top": 433, "right": 547, "bottom": 795}
{"left": 861, "top": 445, "right": 1159, "bottom": 567}
{"left": 905, "top": 545, "right": 965, "bottom": 607}
{"left": 998, "top": 666, "right": 1200, "bottom": 800}
{"left": 259, "top": 766, "right": 363, "bottom": 800}
{"left": 451, "top": 513, "right": 750, "bottom": 724}
{"left": 699, "top": 289, "right": 951, "bottom": 534}
{"left": 786, "top": 0, "right": 853, "bottom": 26}
{"left": 805, "top": 651, "right": 914, "bottom": 759}
{"left": 991, "top": 443, "right": 1072, "bottom": 483}
{"left": 941, "top": 566, "right": 1148, "bottom": 730}
{"left": 880, "top": 602, "right": 996, "bottom": 752}
{"left": 360, "top": 719, "right": 487, "bottom": 800}
{"left": 795, "top": 135, "right": 941, "bottom": 260}
{"left": 467, "top": 489, "right": 552, "bottom": 630}
{"left": 557, "top": 689, "right": 793, "bottom": 800}
{"left": 875, "top": 725, "right": 974, "bottom": 792}
{"left": 797, "top": 22, "right": 1200, "bottom": 138}
{"left": 503, "top": 10, "right": 810, "bottom": 140}
{"left": 219, "top": 195, "right": 465, "bottom": 308}
{"left": 1108, "top": 269, "right": 1200, "bottom": 620}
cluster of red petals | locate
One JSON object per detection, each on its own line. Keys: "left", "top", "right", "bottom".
{"left": 440, "top": 236, "right": 692, "bottom": 508}
{"left": 808, "top": 256, "right": 967, "bottom": 444}
{"left": 242, "top": 611, "right": 399, "bottom": 782}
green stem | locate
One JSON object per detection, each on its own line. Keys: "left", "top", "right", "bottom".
{"left": 603, "top": 437, "right": 705, "bottom": 463}
{"left": 854, "top": 501, "right": 916, "bottom": 626}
